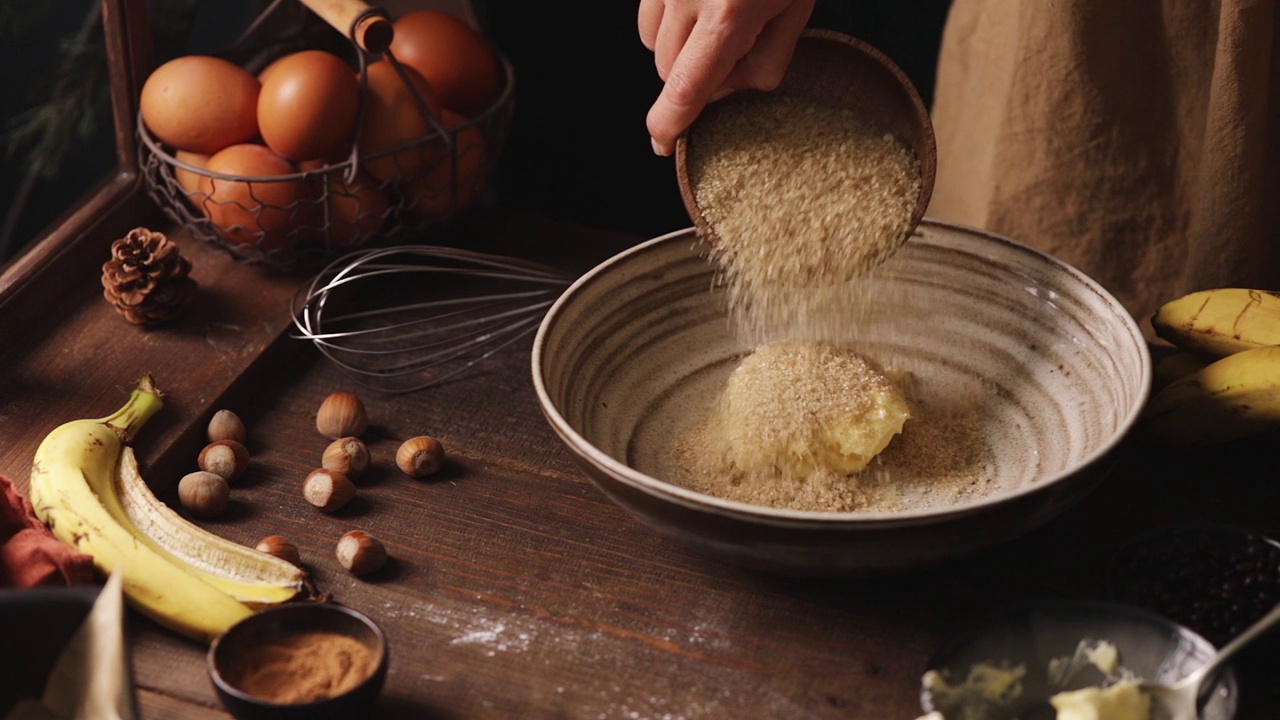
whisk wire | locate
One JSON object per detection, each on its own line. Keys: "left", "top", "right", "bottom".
{"left": 290, "top": 244, "right": 576, "bottom": 393}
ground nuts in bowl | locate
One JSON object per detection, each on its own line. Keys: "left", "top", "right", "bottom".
{"left": 531, "top": 224, "right": 1151, "bottom": 576}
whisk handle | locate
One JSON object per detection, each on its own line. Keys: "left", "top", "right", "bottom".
{"left": 298, "top": 0, "right": 394, "bottom": 53}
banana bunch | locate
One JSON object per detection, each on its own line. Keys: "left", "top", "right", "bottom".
{"left": 28, "top": 375, "right": 308, "bottom": 643}
{"left": 1141, "top": 288, "right": 1280, "bottom": 445}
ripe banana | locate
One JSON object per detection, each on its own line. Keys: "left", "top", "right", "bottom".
{"left": 1152, "top": 352, "right": 1207, "bottom": 391}
{"left": 1151, "top": 288, "right": 1280, "bottom": 359}
{"left": 28, "top": 375, "right": 305, "bottom": 643}
{"left": 1138, "top": 345, "right": 1280, "bottom": 446}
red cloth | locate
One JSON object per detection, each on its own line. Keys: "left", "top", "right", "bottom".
{"left": 0, "top": 474, "right": 94, "bottom": 587}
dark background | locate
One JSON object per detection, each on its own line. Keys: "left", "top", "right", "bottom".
{"left": 0, "top": 0, "right": 952, "bottom": 264}
{"left": 482, "top": 0, "right": 954, "bottom": 240}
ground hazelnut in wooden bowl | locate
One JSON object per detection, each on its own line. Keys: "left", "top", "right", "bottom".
{"left": 532, "top": 224, "right": 1150, "bottom": 577}
{"left": 676, "top": 29, "right": 936, "bottom": 303}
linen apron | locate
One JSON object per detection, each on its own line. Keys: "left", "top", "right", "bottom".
{"left": 927, "top": 0, "right": 1280, "bottom": 333}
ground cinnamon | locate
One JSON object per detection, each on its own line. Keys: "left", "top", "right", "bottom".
{"left": 224, "top": 630, "right": 375, "bottom": 704}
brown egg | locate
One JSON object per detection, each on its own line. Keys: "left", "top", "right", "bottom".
{"left": 173, "top": 150, "right": 210, "bottom": 200}
{"left": 402, "top": 110, "right": 488, "bottom": 222}
{"left": 388, "top": 11, "right": 502, "bottom": 115}
{"left": 357, "top": 61, "right": 445, "bottom": 183}
{"left": 140, "top": 55, "right": 260, "bottom": 154}
{"left": 325, "top": 172, "right": 391, "bottom": 246}
{"left": 256, "top": 55, "right": 288, "bottom": 85}
{"left": 198, "top": 143, "right": 311, "bottom": 252}
{"left": 258, "top": 50, "right": 360, "bottom": 161}
{"left": 300, "top": 160, "right": 391, "bottom": 247}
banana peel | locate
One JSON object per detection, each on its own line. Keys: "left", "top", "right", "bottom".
{"left": 27, "top": 375, "right": 308, "bottom": 644}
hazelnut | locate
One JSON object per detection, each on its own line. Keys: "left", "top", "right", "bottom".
{"left": 255, "top": 535, "right": 302, "bottom": 566}
{"left": 302, "top": 468, "right": 355, "bottom": 512}
{"left": 178, "top": 471, "right": 229, "bottom": 518}
{"left": 197, "top": 439, "right": 250, "bottom": 481}
{"left": 395, "top": 436, "right": 445, "bottom": 478}
{"left": 207, "top": 409, "right": 247, "bottom": 444}
{"left": 322, "top": 436, "right": 370, "bottom": 479}
{"left": 316, "top": 392, "right": 367, "bottom": 440}
{"left": 335, "top": 530, "right": 387, "bottom": 575}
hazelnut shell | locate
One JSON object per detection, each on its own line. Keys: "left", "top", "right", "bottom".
{"left": 255, "top": 535, "right": 302, "bottom": 566}
{"left": 396, "top": 435, "right": 445, "bottom": 478}
{"left": 302, "top": 468, "right": 355, "bottom": 512}
{"left": 207, "top": 409, "right": 247, "bottom": 444}
{"left": 316, "top": 392, "right": 368, "bottom": 440}
{"left": 336, "top": 530, "right": 387, "bottom": 575}
{"left": 197, "top": 439, "right": 250, "bottom": 481}
{"left": 322, "top": 436, "right": 370, "bottom": 478}
{"left": 178, "top": 471, "right": 229, "bottom": 518}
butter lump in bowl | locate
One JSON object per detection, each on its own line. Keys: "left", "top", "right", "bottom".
{"left": 711, "top": 340, "right": 910, "bottom": 477}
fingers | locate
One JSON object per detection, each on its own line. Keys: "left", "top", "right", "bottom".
{"left": 653, "top": 5, "right": 697, "bottom": 82}
{"left": 638, "top": 0, "right": 663, "bottom": 51}
{"left": 723, "top": 0, "right": 813, "bottom": 91}
{"left": 647, "top": 22, "right": 746, "bottom": 156}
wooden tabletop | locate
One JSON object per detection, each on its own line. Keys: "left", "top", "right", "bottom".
{"left": 3, "top": 208, "right": 1279, "bottom": 720}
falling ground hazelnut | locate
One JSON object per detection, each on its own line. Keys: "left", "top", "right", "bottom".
{"left": 336, "top": 530, "right": 387, "bottom": 575}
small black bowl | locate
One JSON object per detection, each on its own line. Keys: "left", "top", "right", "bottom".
{"left": 208, "top": 602, "right": 389, "bottom": 720}
{"left": 1107, "top": 521, "right": 1280, "bottom": 648}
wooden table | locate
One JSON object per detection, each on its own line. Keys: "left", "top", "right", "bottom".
{"left": 3, "top": 206, "right": 1279, "bottom": 720}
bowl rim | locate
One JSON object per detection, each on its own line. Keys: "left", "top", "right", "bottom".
{"left": 206, "top": 602, "right": 389, "bottom": 709}
{"left": 531, "top": 220, "right": 1153, "bottom": 525}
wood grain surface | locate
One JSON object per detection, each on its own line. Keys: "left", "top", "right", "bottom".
{"left": 2, "top": 211, "right": 1278, "bottom": 719}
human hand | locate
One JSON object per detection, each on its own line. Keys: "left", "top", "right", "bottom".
{"left": 639, "top": 0, "right": 815, "bottom": 156}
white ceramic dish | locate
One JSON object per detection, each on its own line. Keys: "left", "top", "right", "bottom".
{"left": 531, "top": 221, "right": 1151, "bottom": 576}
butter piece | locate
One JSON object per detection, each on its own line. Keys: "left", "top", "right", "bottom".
{"left": 1049, "top": 680, "right": 1151, "bottom": 720}
{"left": 1085, "top": 641, "right": 1119, "bottom": 677}
{"left": 716, "top": 341, "right": 910, "bottom": 476}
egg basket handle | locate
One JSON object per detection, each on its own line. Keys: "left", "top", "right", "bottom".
{"left": 296, "top": 0, "right": 394, "bottom": 53}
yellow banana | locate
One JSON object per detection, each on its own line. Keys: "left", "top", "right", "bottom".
{"left": 1139, "top": 345, "right": 1280, "bottom": 446}
{"left": 28, "top": 375, "right": 304, "bottom": 643}
{"left": 1151, "top": 288, "right": 1280, "bottom": 359}
{"left": 1152, "top": 352, "right": 1207, "bottom": 391}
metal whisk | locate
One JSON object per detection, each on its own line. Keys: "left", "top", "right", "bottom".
{"left": 290, "top": 245, "right": 576, "bottom": 393}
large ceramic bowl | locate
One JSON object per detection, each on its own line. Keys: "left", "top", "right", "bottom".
{"left": 531, "top": 222, "right": 1151, "bottom": 576}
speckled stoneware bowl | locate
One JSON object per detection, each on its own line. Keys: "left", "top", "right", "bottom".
{"left": 531, "top": 221, "right": 1151, "bottom": 576}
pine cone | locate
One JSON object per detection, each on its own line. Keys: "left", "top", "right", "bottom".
{"left": 102, "top": 227, "right": 198, "bottom": 326}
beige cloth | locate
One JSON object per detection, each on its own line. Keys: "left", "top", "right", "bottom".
{"left": 928, "top": 0, "right": 1280, "bottom": 331}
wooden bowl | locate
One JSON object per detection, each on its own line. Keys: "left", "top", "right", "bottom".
{"left": 207, "top": 603, "right": 389, "bottom": 720}
{"left": 531, "top": 222, "right": 1150, "bottom": 577}
{"left": 675, "top": 29, "right": 937, "bottom": 248}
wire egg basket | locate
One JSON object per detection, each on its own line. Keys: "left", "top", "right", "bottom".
{"left": 137, "top": 0, "right": 516, "bottom": 273}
